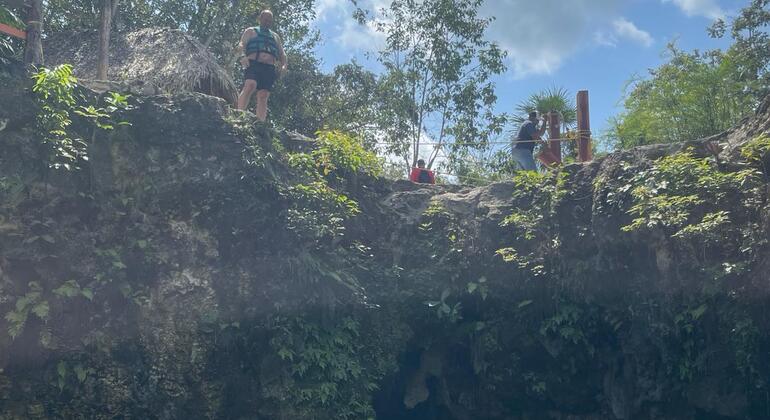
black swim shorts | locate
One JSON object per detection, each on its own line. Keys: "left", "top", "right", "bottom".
{"left": 244, "top": 60, "right": 278, "bottom": 91}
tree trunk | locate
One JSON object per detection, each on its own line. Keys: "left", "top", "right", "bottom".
{"left": 23, "top": 0, "right": 43, "bottom": 67}
{"left": 96, "top": 0, "right": 117, "bottom": 80}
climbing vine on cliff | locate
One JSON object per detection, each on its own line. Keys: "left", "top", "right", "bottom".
{"left": 285, "top": 130, "right": 381, "bottom": 243}
{"left": 31, "top": 64, "right": 132, "bottom": 170}
{"left": 496, "top": 170, "right": 568, "bottom": 275}
{"left": 266, "top": 315, "right": 392, "bottom": 420}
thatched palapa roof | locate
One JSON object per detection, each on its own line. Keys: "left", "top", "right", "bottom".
{"left": 45, "top": 27, "right": 237, "bottom": 103}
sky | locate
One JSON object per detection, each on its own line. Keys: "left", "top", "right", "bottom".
{"left": 309, "top": 0, "right": 746, "bottom": 142}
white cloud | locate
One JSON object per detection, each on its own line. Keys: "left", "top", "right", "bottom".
{"left": 315, "top": 0, "right": 346, "bottom": 21}
{"left": 594, "top": 31, "right": 618, "bottom": 48}
{"left": 314, "top": 0, "right": 387, "bottom": 52}
{"left": 481, "top": 0, "right": 620, "bottom": 78}
{"left": 661, "top": 0, "right": 725, "bottom": 19}
{"left": 314, "top": 0, "right": 655, "bottom": 78}
{"left": 335, "top": 18, "right": 386, "bottom": 50}
{"left": 612, "top": 18, "right": 654, "bottom": 47}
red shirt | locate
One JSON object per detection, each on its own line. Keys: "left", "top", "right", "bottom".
{"left": 410, "top": 167, "right": 435, "bottom": 184}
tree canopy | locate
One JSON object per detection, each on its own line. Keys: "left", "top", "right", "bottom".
{"left": 609, "top": 0, "right": 770, "bottom": 149}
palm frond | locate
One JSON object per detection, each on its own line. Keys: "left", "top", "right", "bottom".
{"left": 511, "top": 86, "right": 577, "bottom": 129}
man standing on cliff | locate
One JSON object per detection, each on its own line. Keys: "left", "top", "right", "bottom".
{"left": 511, "top": 111, "right": 548, "bottom": 171}
{"left": 236, "top": 10, "right": 288, "bottom": 122}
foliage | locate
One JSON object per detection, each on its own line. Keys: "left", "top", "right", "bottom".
{"left": 306, "top": 130, "right": 382, "bottom": 180}
{"left": 31, "top": 64, "right": 86, "bottom": 170}
{"left": 540, "top": 303, "right": 596, "bottom": 356}
{"left": 496, "top": 170, "right": 568, "bottom": 274}
{"left": 0, "top": 5, "right": 23, "bottom": 62}
{"left": 622, "top": 150, "right": 760, "bottom": 236}
{"left": 512, "top": 86, "right": 577, "bottom": 159}
{"left": 44, "top": 0, "right": 318, "bottom": 77}
{"left": 740, "top": 134, "right": 770, "bottom": 175}
{"left": 0, "top": 5, "right": 23, "bottom": 29}
{"left": 449, "top": 148, "right": 517, "bottom": 186}
{"left": 284, "top": 130, "right": 379, "bottom": 243}
{"left": 267, "top": 316, "right": 381, "bottom": 419}
{"left": 5, "top": 281, "right": 49, "bottom": 339}
{"left": 511, "top": 86, "right": 577, "bottom": 129}
{"left": 360, "top": 0, "right": 507, "bottom": 168}
{"left": 31, "top": 65, "right": 133, "bottom": 170}
{"left": 425, "top": 288, "right": 464, "bottom": 323}
{"left": 608, "top": 44, "right": 757, "bottom": 149}
{"left": 610, "top": 0, "right": 770, "bottom": 150}
{"left": 710, "top": 0, "right": 770, "bottom": 100}
{"left": 269, "top": 59, "right": 382, "bottom": 141}
{"left": 285, "top": 181, "right": 360, "bottom": 241}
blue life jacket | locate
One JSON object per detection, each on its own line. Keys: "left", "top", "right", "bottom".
{"left": 245, "top": 26, "right": 279, "bottom": 57}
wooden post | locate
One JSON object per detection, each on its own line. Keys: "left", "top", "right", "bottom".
{"left": 96, "top": 0, "right": 115, "bottom": 80}
{"left": 23, "top": 0, "right": 43, "bottom": 67}
{"left": 0, "top": 23, "right": 26, "bottom": 39}
{"left": 576, "top": 90, "right": 592, "bottom": 162}
{"left": 548, "top": 111, "right": 561, "bottom": 164}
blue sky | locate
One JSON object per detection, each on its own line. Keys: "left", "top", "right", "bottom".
{"left": 309, "top": 0, "right": 745, "bottom": 142}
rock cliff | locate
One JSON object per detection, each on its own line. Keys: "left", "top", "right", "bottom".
{"left": 1, "top": 69, "right": 769, "bottom": 419}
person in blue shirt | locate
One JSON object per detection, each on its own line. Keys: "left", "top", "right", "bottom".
{"left": 512, "top": 111, "right": 548, "bottom": 171}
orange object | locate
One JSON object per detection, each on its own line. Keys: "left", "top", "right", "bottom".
{"left": 0, "top": 23, "right": 26, "bottom": 40}
{"left": 537, "top": 149, "right": 560, "bottom": 169}
{"left": 409, "top": 167, "right": 435, "bottom": 184}
{"left": 577, "top": 90, "right": 592, "bottom": 162}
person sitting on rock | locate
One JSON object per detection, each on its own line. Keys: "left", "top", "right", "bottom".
{"left": 410, "top": 159, "right": 436, "bottom": 184}
{"left": 236, "top": 10, "right": 288, "bottom": 122}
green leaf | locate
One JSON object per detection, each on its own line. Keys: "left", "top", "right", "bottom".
{"left": 517, "top": 300, "right": 533, "bottom": 309}
{"left": 691, "top": 304, "right": 708, "bottom": 320}
{"left": 56, "top": 361, "right": 67, "bottom": 391}
{"left": 74, "top": 365, "right": 87, "bottom": 383}
{"left": 81, "top": 288, "right": 94, "bottom": 301}
{"left": 57, "top": 360, "right": 67, "bottom": 378}
{"left": 54, "top": 280, "right": 81, "bottom": 298}
{"left": 467, "top": 282, "right": 478, "bottom": 294}
{"left": 31, "top": 301, "right": 49, "bottom": 320}
{"left": 440, "top": 289, "right": 450, "bottom": 301}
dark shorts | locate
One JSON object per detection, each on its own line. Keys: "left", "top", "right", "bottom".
{"left": 244, "top": 60, "right": 277, "bottom": 91}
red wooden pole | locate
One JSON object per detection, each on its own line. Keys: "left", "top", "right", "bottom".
{"left": 576, "top": 90, "right": 592, "bottom": 162}
{"left": 548, "top": 111, "right": 562, "bottom": 164}
{"left": 0, "top": 23, "right": 26, "bottom": 39}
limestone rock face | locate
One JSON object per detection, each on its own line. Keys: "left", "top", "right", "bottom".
{"left": 1, "top": 72, "right": 769, "bottom": 420}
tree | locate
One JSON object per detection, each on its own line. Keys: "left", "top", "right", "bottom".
{"left": 710, "top": 0, "right": 770, "bottom": 100}
{"left": 44, "top": 0, "right": 318, "bottom": 66}
{"left": 608, "top": 44, "right": 756, "bottom": 149}
{"left": 609, "top": 1, "right": 770, "bottom": 150}
{"left": 363, "top": 0, "right": 506, "bottom": 170}
{"left": 266, "top": 58, "right": 381, "bottom": 138}
{"left": 96, "top": 0, "right": 119, "bottom": 80}
{"left": 24, "top": 0, "right": 43, "bottom": 66}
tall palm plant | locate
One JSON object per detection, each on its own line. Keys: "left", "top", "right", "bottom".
{"left": 512, "top": 86, "right": 577, "bottom": 131}
{"left": 512, "top": 86, "right": 578, "bottom": 159}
